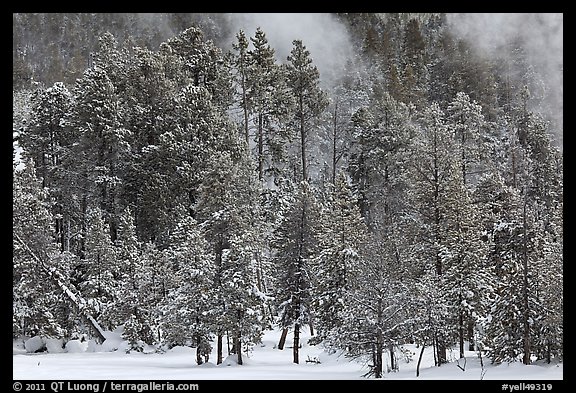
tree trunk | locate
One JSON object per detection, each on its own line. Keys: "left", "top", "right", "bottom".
{"left": 437, "top": 341, "right": 447, "bottom": 365}
{"left": 459, "top": 293, "right": 465, "bottom": 358}
{"left": 293, "top": 323, "right": 300, "bottom": 364}
{"left": 235, "top": 336, "right": 243, "bottom": 365}
{"left": 374, "top": 341, "right": 383, "bottom": 378}
{"left": 416, "top": 343, "right": 426, "bottom": 377}
{"left": 195, "top": 335, "right": 203, "bottom": 365}
{"left": 278, "top": 327, "right": 288, "bottom": 350}
{"left": 332, "top": 101, "right": 338, "bottom": 184}
{"left": 217, "top": 335, "right": 223, "bottom": 365}
{"left": 522, "top": 197, "right": 531, "bottom": 365}
{"left": 309, "top": 314, "right": 315, "bottom": 336}
{"left": 258, "top": 113, "right": 264, "bottom": 180}
{"left": 299, "top": 97, "right": 307, "bottom": 181}
{"left": 226, "top": 331, "right": 231, "bottom": 354}
{"left": 435, "top": 331, "right": 446, "bottom": 365}
{"left": 242, "top": 68, "right": 249, "bottom": 146}
{"left": 467, "top": 320, "right": 475, "bottom": 351}
{"left": 389, "top": 343, "right": 396, "bottom": 372}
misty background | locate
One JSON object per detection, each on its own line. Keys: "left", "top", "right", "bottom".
{"left": 13, "top": 13, "right": 563, "bottom": 145}
{"left": 225, "top": 13, "right": 563, "bottom": 145}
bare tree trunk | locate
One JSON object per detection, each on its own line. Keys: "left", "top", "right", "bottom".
{"left": 278, "top": 327, "right": 288, "bottom": 350}
{"left": 432, "top": 335, "right": 437, "bottom": 366}
{"left": 467, "top": 320, "right": 475, "bottom": 351}
{"left": 235, "top": 336, "right": 243, "bottom": 365}
{"left": 459, "top": 292, "right": 465, "bottom": 358}
{"left": 374, "top": 339, "right": 383, "bottom": 378}
{"left": 242, "top": 71, "right": 249, "bottom": 146}
{"left": 437, "top": 340, "right": 447, "bottom": 365}
{"left": 217, "top": 335, "right": 223, "bottom": 365}
{"left": 416, "top": 343, "right": 426, "bottom": 377}
{"left": 226, "top": 331, "right": 231, "bottom": 355}
{"left": 309, "top": 314, "right": 315, "bottom": 336}
{"left": 434, "top": 331, "right": 447, "bottom": 365}
{"left": 196, "top": 335, "right": 203, "bottom": 365}
{"left": 293, "top": 323, "right": 300, "bottom": 364}
{"left": 389, "top": 343, "right": 396, "bottom": 372}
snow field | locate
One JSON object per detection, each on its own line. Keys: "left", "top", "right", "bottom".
{"left": 13, "top": 328, "right": 562, "bottom": 380}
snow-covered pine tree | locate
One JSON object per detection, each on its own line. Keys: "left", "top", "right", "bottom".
{"left": 114, "top": 208, "right": 155, "bottom": 351}
{"left": 78, "top": 206, "right": 119, "bottom": 331}
{"left": 285, "top": 40, "right": 329, "bottom": 182}
{"left": 333, "top": 234, "right": 412, "bottom": 378}
{"left": 68, "top": 59, "right": 130, "bottom": 245}
{"left": 446, "top": 92, "right": 487, "bottom": 186}
{"left": 19, "top": 82, "right": 77, "bottom": 253}
{"left": 481, "top": 98, "right": 563, "bottom": 365}
{"left": 436, "top": 171, "right": 494, "bottom": 358}
{"left": 194, "top": 145, "right": 267, "bottom": 365}
{"left": 220, "top": 234, "right": 266, "bottom": 365}
{"left": 319, "top": 57, "right": 370, "bottom": 185}
{"left": 13, "top": 159, "right": 66, "bottom": 340}
{"left": 273, "top": 181, "right": 321, "bottom": 363}
{"left": 159, "top": 216, "right": 215, "bottom": 364}
{"left": 312, "top": 172, "right": 367, "bottom": 345}
{"left": 348, "top": 91, "right": 414, "bottom": 229}
{"left": 232, "top": 29, "right": 251, "bottom": 146}
{"left": 20, "top": 82, "right": 73, "bottom": 191}
{"left": 247, "top": 28, "right": 295, "bottom": 181}
{"left": 405, "top": 102, "right": 462, "bottom": 365}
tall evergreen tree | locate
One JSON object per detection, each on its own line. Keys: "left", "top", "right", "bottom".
{"left": 273, "top": 182, "right": 321, "bottom": 363}
{"left": 334, "top": 234, "right": 412, "bottom": 378}
{"left": 313, "top": 173, "right": 367, "bottom": 344}
{"left": 159, "top": 216, "right": 215, "bottom": 364}
{"left": 406, "top": 103, "right": 462, "bottom": 365}
{"left": 248, "top": 28, "right": 295, "bottom": 181}
{"left": 13, "top": 160, "right": 64, "bottom": 339}
{"left": 78, "top": 206, "right": 119, "bottom": 330}
{"left": 285, "top": 40, "right": 329, "bottom": 181}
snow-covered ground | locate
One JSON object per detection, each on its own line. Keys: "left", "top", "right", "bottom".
{"left": 13, "top": 329, "right": 562, "bottom": 380}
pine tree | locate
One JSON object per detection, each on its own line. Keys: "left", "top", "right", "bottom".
{"left": 200, "top": 150, "right": 267, "bottom": 365}
{"left": 406, "top": 103, "right": 462, "bottom": 365}
{"left": 285, "top": 40, "right": 329, "bottom": 181}
{"left": 348, "top": 91, "right": 414, "bottom": 229}
{"left": 313, "top": 173, "right": 368, "bottom": 344}
{"left": 232, "top": 30, "right": 251, "bottom": 145}
{"left": 78, "top": 206, "right": 119, "bottom": 330}
{"left": 20, "top": 82, "right": 76, "bottom": 253}
{"left": 13, "top": 160, "right": 65, "bottom": 339}
{"left": 159, "top": 216, "right": 215, "bottom": 364}
{"left": 248, "top": 28, "right": 295, "bottom": 181}
{"left": 114, "top": 208, "right": 155, "bottom": 350}
{"left": 334, "top": 234, "right": 412, "bottom": 378}
{"left": 273, "top": 182, "right": 321, "bottom": 363}
{"left": 220, "top": 234, "right": 266, "bottom": 365}
{"left": 163, "top": 26, "right": 233, "bottom": 108}
{"left": 482, "top": 90, "right": 564, "bottom": 365}
{"left": 446, "top": 92, "right": 487, "bottom": 185}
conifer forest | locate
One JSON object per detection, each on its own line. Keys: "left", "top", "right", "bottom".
{"left": 13, "top": 13, "right": 562, "bottom": 378}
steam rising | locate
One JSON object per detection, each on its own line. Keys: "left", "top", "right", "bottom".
{"left": 224, "top": 13, "right": 354, "bottom": 88}
{"left": 52, "top": 13, "right": 563, "bottom": 145}
{"left": 447, "top": 13, "right": 563, "bottom": 146}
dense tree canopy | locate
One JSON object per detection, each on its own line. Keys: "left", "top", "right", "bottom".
{"left": 13, "top": 13, "right": 562, "bottom": 375}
